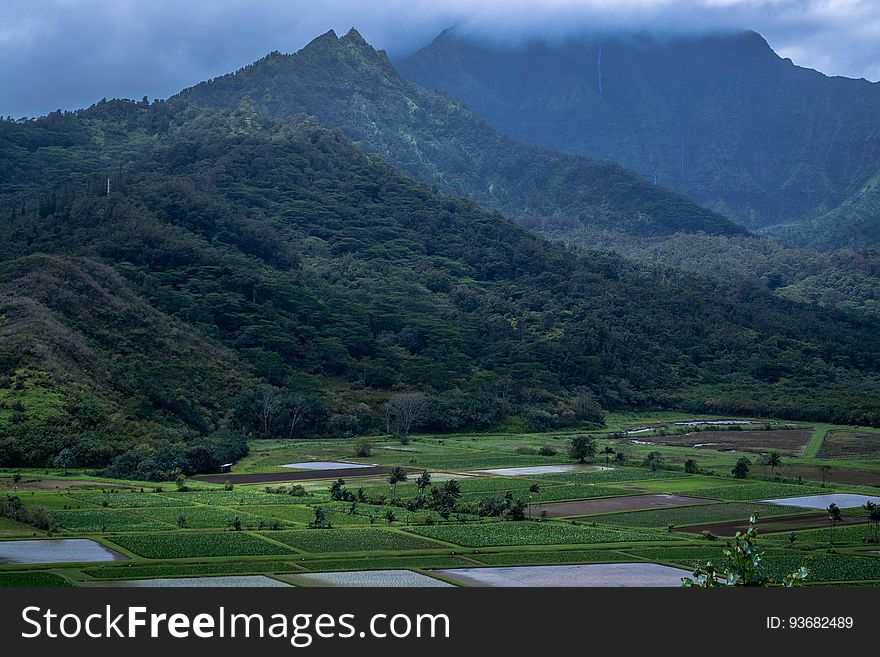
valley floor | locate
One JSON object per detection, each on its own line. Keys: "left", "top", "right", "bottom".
{"left": 2, "top": 412, "right": 880, "bottom": 587}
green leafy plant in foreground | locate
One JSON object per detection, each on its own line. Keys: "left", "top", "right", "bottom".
{"left": 681, "top": 515, "right": 810, "bottom": 587}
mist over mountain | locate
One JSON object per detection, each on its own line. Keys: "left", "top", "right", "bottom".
{"left": 401, "top": 29, "right": 880, "bottom": 247}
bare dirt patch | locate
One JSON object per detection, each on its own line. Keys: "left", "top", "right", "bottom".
{"left": 529, "top": 494, "right": 714, "bottom": 518}
{"left": 818, "top": 430, "right": 880, "bottom": 459}
{"left": 655, "top": 429, "right": 812, "bottom": 456}
{"left": 193, "top": 466, "right": 415, "bottom": 484}
{"left": 772, "top": 465, "right": 880, "bottom": 487}
{"left": 678, "top": 513, "right": 867, "bottom": 536}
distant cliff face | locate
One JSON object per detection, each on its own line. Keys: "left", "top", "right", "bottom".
{"left": 400, "top": 30, "right": 880, "bottom": 241}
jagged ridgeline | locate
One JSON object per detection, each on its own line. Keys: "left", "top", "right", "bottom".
{"left": 174, "top": 28, "right": 746, "bottom": 239}
{"left": 1, "top": 98, "right": 879, "bottom": 473}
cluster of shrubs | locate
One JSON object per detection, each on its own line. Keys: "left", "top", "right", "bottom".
{"left": 515, "top": 446, "right": 558, "bottom": 456}
{"left": 1, "top": 495, "right": 56, "bottom": 532}
{"left": 99, "top": 430, "right": 248, "bottom": 482}
{"left": 264, "top": 484, "right": 308, "bottom": 497}
{"left": 329, "top": 477, "right": 529, "bottom": 522}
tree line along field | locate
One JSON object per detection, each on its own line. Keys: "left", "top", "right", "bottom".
{"left": 1, "top": 412, "right": 880, "bottom": 587}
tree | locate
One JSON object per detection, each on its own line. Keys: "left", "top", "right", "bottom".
{"left": 416, "top": 470, "right": 431, "bottom": 492}
{"left": 382, "top": 403, "right": 394, "bottom": 435}
{"left": 760, "top": 452, "right": 783, "bottom": 475}
{"left": 354, "top": 437, "right": 372, "bottom": 457}
{"left": 384, "top": 509, "right": 396, "bottom": 524}
{"left": 567, "top": 435, "right": 597, "bottom": 463}
{"left": 254, "top": 385, "right": 284, "bottom": 436}
{"left": 817, "top": 465, "right": 832, "bottom": 487}
{"left": 602, "top": 445, "right": 615, "bottom": 465}
{"left": 232, "top": 515, "right": 242, "bottom": 531}
{"left": 283, "top": 391, "right": 315, "bottom": 439}
{"left": 388, "top": 466, "right": 408, "bottom": 496}
{"left": 731, "top": 457, "right": 751, "bottom": 479}
{"left": 330, "top": 478, "right": 351, "bottom": 501}
{"left": 312, "top": 506, "right": 331, "bottom": 529}
{"left": 614, "top": 450, "right": 627, "bottom": 465}
{"left": 684, "top": 459, "right": 699, "bottom": 474}
{"left": 506, "top": 499, "right": 527, "bottom": 521}
{"left": 176, "top": 514, "right": 187, "bottom": 528}
{"left": 572, "top": 387, "right": 604, "bottom": 424}
{"left": 385, "top": 393, "right": 427, "bottom": 436}
{"left": 441, "top": 479, "right": 461, "bottom": 499}
{"left": 643, "top": 451, "right": 664, "bottom": 471}
{"left": 175, "top": 474, "right": 188, "bottom": 491}
{"left": 827, "top": 503, "right": 843, "bottom": 545}
{"left": 53, "top": 448, "right": 77, "bottom": 472}
{"left": 682, "top": 516, "right": 809, "bottom": 587}
{"left": 863, "top": 501, "right": 880, "bottom": 543}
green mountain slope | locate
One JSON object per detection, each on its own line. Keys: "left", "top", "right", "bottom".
{"left": 173, "top": 29, "right": 744, "bottom": 239}
{"left": 1, "top": 99, "right": 878, "bottom": 473}
{"left": 771, "top": 170, "right": 880, "bottom": 250}
{"left": 0, "top": 253, "right": 252, "bottom": 467}
{"left": 401, "top": 29, "right": 880, "bottom": 242}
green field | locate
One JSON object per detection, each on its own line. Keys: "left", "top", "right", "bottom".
{"left": 405, "top": 521, "right": 676, "bottom": 547}
{"left": 686, "top": 482, "right": 827, "bottom": 501}
{"left": 108, "top": 532, "right": 294, "bottom": 558}
{"left": 54, "top": 510, "right": 172, "bottom": 533}
{"left": 266, "top": 529, "right": 446, "bottom": 553}
{"left": 66, "top": 492, "right": 194, "bottom": 508}
{"left": 131, "top": 506, "right": 276, "bottom": 530}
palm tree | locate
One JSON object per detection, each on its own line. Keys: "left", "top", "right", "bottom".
{"left": 827, "top": 503, "right": 843, "bottom": 545}
{"left": 761, "top": 452, "right": 783, "bottom": 475}
{"left": 416, "top": 470, "right": 431, "bottom": 492}
{"left": 441, "top": 479, "right": 461, "bottom": 499}
{"left": 388, "top": 467, "right": 408, "bottom": 497}
{"left": 871, "top": 505, "right": 880, "bottom": 543}
{"left": 602, "top": 445, "right": 615, "bottom": 466}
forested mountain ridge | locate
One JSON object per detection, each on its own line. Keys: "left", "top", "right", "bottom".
{"left": 401, "top": 29, "right": 880, "bottom": 247}
{"left": 1, "top": 99, "right": 879, "bottom": 477}
{"left": 173, "top": 28, "right": 745, "bottom": 239}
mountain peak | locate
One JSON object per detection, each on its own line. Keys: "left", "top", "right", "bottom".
{"left": 342, "top": 27, "right": 368, "bottom": 46}
{"left": 301, "top": 29, "right": 339, "bottom": 52}
{"left": 299, "top": 26, "right": 391, "bottom": 69}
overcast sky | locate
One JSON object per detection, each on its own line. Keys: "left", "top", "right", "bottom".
{"left": 2, "top": 0, "right": 879, "bottom": 118}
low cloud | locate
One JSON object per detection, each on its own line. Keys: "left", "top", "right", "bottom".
{"left": 1, "top": 0, "right": 878, "bottom": 118}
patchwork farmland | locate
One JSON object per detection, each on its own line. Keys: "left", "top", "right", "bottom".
{"left": 2, "top": 412, "right": 880, "bottom": 587}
